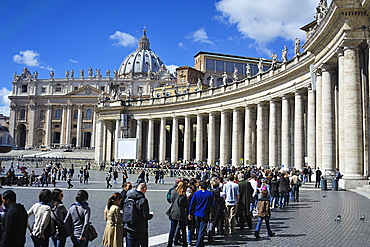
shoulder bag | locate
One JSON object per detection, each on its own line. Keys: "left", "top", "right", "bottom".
{"left": 75, "top": 205, "right": 97, "bottom": 242}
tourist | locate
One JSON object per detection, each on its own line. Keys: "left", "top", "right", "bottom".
{"left": 315, "top": 167, "right": 322, "bottom": 188}
{"left": 67, "top": 174, "right": 73, "bottom": 189}
{"left": 270, "top": 175, "right": 279, "bottom": 208}
{"left": 27, "top": 189, "right": 53, "bottom": 247}
{"left": 0, "top": 190, "right": 28, "bottom": 247}
{"left": 64, "top": 190, "right": 91, "bottom": 247}
{"left": 119, "top": 182, "right": 133, "bottom": 209}
{"left": 254, "top": 189, "right": 275, "bottom": 238}
{"left": 290, "top": 173, "right": 302, "bottom": 202}
{"left": 84, "top": 169, "right": 90, "bottom": 184}
{"left": 106, "top": 172, "right": 113, "bottom": 188}
{"left": 223, "top": 174, "right": 239, "bottom": 234}
{"left": 51, "top": 189, "right": 68, "bottom": 247}
{"left": 102, "top": 193, "right": 124, "bottom": 247}
{"left": 167, "top": 181, "right": 188, "bottom": 247}
{"left": 278, "top": 173, "right": 290, "bottom": 209}
{"left": 237, "top": 173, "right": 253, "bottom": 230}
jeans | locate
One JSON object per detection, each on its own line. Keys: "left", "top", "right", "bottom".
{"left": 255, "top": 216, "right": 273, "bottom": 236}
{"left": 126, "top": 230, "right": 148, "bottom": 247}
{"left": 270, "top": 196, "right": 278, "bottom": 208}
{"left": 168, "top": 219, "right": 186, "bottom": 247}
{"left": 195, "top": 215, "right": 209, "bottom": 247}
{"left": 52, "top": 236, "right": 66, "bottom": 247}
{"left": 291, "top": 184, "right": 299, "bottom": 202}
{"left": 279, "top": 192, "right": 287, "bottom": 208}
{"left": 303, "top": 174, "right": 308, "bottom": 183}
{"left": 31, "top": 235, "right": 49, "bottom": 247}
{"left": 187, "top": 219, "right": 195, "bottom": 244}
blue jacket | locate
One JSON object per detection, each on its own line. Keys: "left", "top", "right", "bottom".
{"left": 188, "top": 189, "right": 215, "bottom": 218}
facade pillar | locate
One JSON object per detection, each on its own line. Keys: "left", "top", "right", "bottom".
{"left": 95, "top": 120, "right": 104, "bottom": 164}
{"left": 147, "top": 118, "right": 154, "bottom": 161}
{"left": 114, "top": 119, "right": 121, "bottom": 160}
{"left": 337, "top": 49, "right": 345, "bottom": 172}
{"left": 65, "top": 105, "right": 72, "bottom": 145}
{"left": 27, "top": 105, "right": 36, "bottom": 148}
{"left": 171, "top": 117, "right": 179, "bottom": 163}
{"left": 343, "top": 45, "right": 363, "bottom": 179}
{"left": 257, "top": 103, "right": 266, "bottom": 167}
{"left": 316, "top": 70, "right": 323, "bottom": 171}
{"left": 60, "top": 106, "right": 66, "bottom": 145}
{"left": 45, "top": 105, "right": 52, "bottom": 148}
{"left": 196, "top": 114, "right": 204, "bottom": 162}
{"left": 307, "top": 87, "right": 316, "bottom": 168}
{"left": 269, "top": 100, "right": 278, "bottom": 167}
{"left": 232, "top": 108, "right": 241, "bottom": 166}
{"left": 244, "top": 106, "right": 256, "bottom": 166}
{"left": 91, "top": 110, "right": 96, "bottom": 147}
{"left": 8, "top": 105, "right": 16, "bottom": 147}
{"left": 159, "top": 118, "right": 166, "bottom": 163}
{"left": 76, "top": 105, "right": 83, "bottom": 147}
{"left": 136, "top": 119, "right": 143, "bottom": 160}
{"left": 321, "top": 66, "right": 335, "bottom": 171}
{"left": 281, "top": 96, "right": 290, "bottom": 169}
{"left": 208, "top": 112, "right": 216, "bottom": 165}
{"left": 294, "top": 92, "right": 305, "bottom": 170}
{"left": 184, "top": 115, "right": 191, "bottom": 162}
{"left": 220, "top": 110, "right": 230, "bottom": 166}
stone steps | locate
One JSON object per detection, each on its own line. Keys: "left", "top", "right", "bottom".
{"left": 352, "top": 184, "right": 370, "bottom": 200}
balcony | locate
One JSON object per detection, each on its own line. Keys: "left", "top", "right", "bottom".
{"left": 52, "top": 118, "right": 61, "bottom": 123}
{"left": 83, "top": 118, "right": 92, "bottom": 123}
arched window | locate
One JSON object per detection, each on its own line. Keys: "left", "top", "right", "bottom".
{"left": 55, "top": 109, "right": 61, "bottom": 119}
{"left": 86, "top": 109, "right": 92, "bottom": 119}
{"left": 20, "top": 109, "right": 26, "bottom": 119}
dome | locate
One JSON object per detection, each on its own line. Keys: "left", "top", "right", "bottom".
{"left": 118, "top": 30, "right": 165, "bottom": 77}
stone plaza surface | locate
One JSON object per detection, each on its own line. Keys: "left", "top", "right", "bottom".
{"left": 0, "top": 164, "right": 370, "bottom": 246}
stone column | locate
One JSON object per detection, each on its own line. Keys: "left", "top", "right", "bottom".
{"left": 45, "top": 105, "right": 52, "bottom": 148}
{"left": 307, "top": 87, "right": 316, "bottom": 168}
{"left": 337, "top": 49, "right": 345, "bottom": 172}
{"left": 159, "top": 118, "right": 167, "bottom": 163}
{"left": 27, "top": 105, "right": 36, "bottom": 148}
{"left": 321, "top": 65, "right": 335, "bottom": 171}
{"left": 196, "top": 114, "right": 204, "bottom": 162}
{"left": 91, "top": 110, "right": 96, "bottom": 147}
{"left": 220, "top": 110, "right": 230, "bottom": 166}
{"left": 184, "top": 115, "right": 191, "bottom": 162}
{"left": 115, "top": 119, "right": 121, "bottom": 160}
{"left": 8, "top": 105, "right": 16, "bottom": 147}
{"left": 65, "top": 105, "right": 72, "bottom": 145}
{"left": 269, "top": 100, "right": 278, "bottom": 167}
{"left": 232, "top": 108, "right": 241, "bottom": 166}
{"left": 136, "top": 119, "right": 143, "bottom": 160}
{"left": 281, "top": 96, "right": 290, "bottom": 170}
{"left": 76, "top": 105, "right": 83, "bottom": 148}
{"left": 147, "top": 118, "right": 154, "bottom": 161}
{"left": 208, "top": 112, "right": 216, "bottom": 165}
{"left": 95, "top": 120, "right": 104, "bottom": 164}
{"left": 257, "top": 103, "right": 266, "bottom": 167}
{"left": 343, "top": 45, "right": 363, "bottom": 179}
{"left": 60, "top": 106, "right": 67, "bottom": 145}
{"left": 294, "top": 92, "right": 305, "bottom": 170}
{"left": 316, "top": 70, "right": 323, "bottom": 171}
{"left": 171, "top": 117, "right": 179, "bottom": 163}
{"left": 244, "top": 106, "right": 256, "bottom": 166}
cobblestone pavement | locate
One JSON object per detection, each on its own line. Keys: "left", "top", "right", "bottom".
{"left": 1, "top": 165, "right": 370, "bottom": 246}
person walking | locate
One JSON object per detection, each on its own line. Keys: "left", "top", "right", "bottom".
{"left": 188, "top": 180, "right": 215, "bottom": 247}
{"left": 51, "top": 189, "right": 68, "bottom": 247}
{"left": 0, "top": 190, "right": 28, "bottom": 247}
{"left": 64, "top": 190, "right": 91, "bottom": 247}
{"left": 278, "top": 173, "right": 290, "bottom": 209}
{"left": 254, "top": 190, "right": 275, "bottom": 238}
{"left": 237, "top": 173, "right": 253, "bottom": 230}
{"left": 102, "top": 193, "right": 124, "bottom": 247}
{"left": 124, "top": 183, "right": 154, "bottom": 247}
{"left": 223, "top": 174, "right": 240, "bottom": 235}
{"left": 315, "top": 167, "right": 322, "bottom": 188}
{"left": 27, "top": 189, "right": 53, "bottom": 247}
{"left": 106, "top": 172, "right": 113, "bottom": 188}
{"left": 67, "top": 174, "right": 73, "bottom": 189}
{"left": 290, "top": 172, "right": 302, "bottom": 202}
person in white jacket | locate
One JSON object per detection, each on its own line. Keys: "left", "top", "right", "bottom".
{"left": 27, "top": 189, "right": 52, "bottom": 247}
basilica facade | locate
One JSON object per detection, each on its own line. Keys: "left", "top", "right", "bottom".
{"left": 8, "top": 0, "right": 370, "bottom": 188}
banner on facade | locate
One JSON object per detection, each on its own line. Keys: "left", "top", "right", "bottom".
{"left": 116, "top": 138, "right": 138, "bottom": 160}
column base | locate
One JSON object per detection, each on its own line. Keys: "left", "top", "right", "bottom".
{"left": 339, "top": 177, "right": 367, "bottom": 190}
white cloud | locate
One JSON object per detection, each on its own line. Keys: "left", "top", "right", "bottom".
{"left": 178, "top": 42, "right": 186, "bottom": 49}
{"left": 0, "top": 87, "right": 11, "bottom": 117}
{"left": 109, "top": 31, "right": 137, "bottom": 47}
{"left": 166, "top": 64, "right": 179, "bottom": 74}
{"left": 215, "top": 0, "right": 319, "bottom": 50}
{"left": 186, "top": 28, "right": 216, "bottom": 47}
{"left": 69, "top": 59, "right": 78, "bottom": 63}
{"left": 13, "top": 50, "right": 53, "bottom": 70}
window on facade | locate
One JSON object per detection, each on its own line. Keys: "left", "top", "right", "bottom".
{"left": 156, "top": 93, "right": 161, "bottom": 98}
{"left": 55, "top": 87, "right": 62, "bottom": 93}
{"left": 21, "top": 85, "right": 27, "bottom": 93}
{"left": 55, "top": 109, "right": 61, "bottom": 119}
{"left": 120, "top": 87, "right": 126, "bottom": 92}
{"left": 41, "top": 87, "right": 46, "bottom": 93}
{"left": 55, "top": 125, "right": 60, "bottom": 128}
{"left": 137, "top": 87, "right": 143, "bottom": 93}
{"left": 20, "top": 109, "right": 26, "bottom": 119}
{"left": 85, "top": 109, "right": 92, "bottom": 119}
{"left": 73, "top": 111, "right": 78, "bottom": 120}
{"left": 206, "top": 59, "right": 215, "bottom": 71}
{"left": 74, "top": 87, "right": 78, "bottom": 90}
{"left": 166, "top": 92, "right": 170, "bottom": 97}
{"left": 100, "top": 86, "right": 105, "bottom": 91}
{"left": 73, "top": 125, "right": 77, "bottom": 128}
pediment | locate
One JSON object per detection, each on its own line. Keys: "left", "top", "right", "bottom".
{"left": 66, "top": 85, "right": 104, "bottom": 97}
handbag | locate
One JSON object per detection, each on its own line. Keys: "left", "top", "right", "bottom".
{"left": 75, "top": 205, "right": 97, "bottom": 242}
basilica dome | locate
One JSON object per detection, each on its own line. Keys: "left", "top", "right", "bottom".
{"left": 118, "top": 30, "right": 165, "bottom": 77}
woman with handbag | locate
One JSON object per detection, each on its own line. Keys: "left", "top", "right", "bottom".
{"left": 167, "top": 181, "right": 188, "bottom": 247}
{"left": 51, "top": 189, "right": 68, "bottom": 247}
{"left": 102, "top": 192, "right": 124, "bottom": 247}
{"left": 64, "top": 190, "right": 91, "bottom": 247}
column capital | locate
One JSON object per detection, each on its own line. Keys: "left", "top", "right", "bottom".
{"left": 341, "top": 40, "right": 361, "bottom": 50}
{"left": 320, "top": 63, "right": 335, "bottom": 72}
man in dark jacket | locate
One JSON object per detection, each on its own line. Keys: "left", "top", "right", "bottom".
{"left": 124, "top": 183, "right": 153, "bottom": 247}
{"left": 237, "top": 173, "right": 254, "bottom": 229}
{"left": 0, "top": 190, "right": 28, "bottom": 247}
{"left": 278, "top": 173, "right": 290, "bottom": 209}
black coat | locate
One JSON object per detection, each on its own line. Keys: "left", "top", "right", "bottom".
{"left": 168, "top": 190, "right": 188, "bottom": 221}
{"left": 0, "top": 203, "right": 28, "bottom": 247}
{"left": 278, "top": 177, "right": 290, "bottom": 193}
{"left": 270, "top": 179, "right": 280, "bottom": 197}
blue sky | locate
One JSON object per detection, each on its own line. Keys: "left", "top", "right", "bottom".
{"left": 0, "top": 0, "right": 324, "bottom": 116}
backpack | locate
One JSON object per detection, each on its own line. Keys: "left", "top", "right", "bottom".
{"left": 122, "top": 198, "right": 139, "bottom": 224}
{"left": 166, "top": 187, "right": 175, "bottom": 203}
{"left": 51, "top": 208, "right": 69, "bottom": 239}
